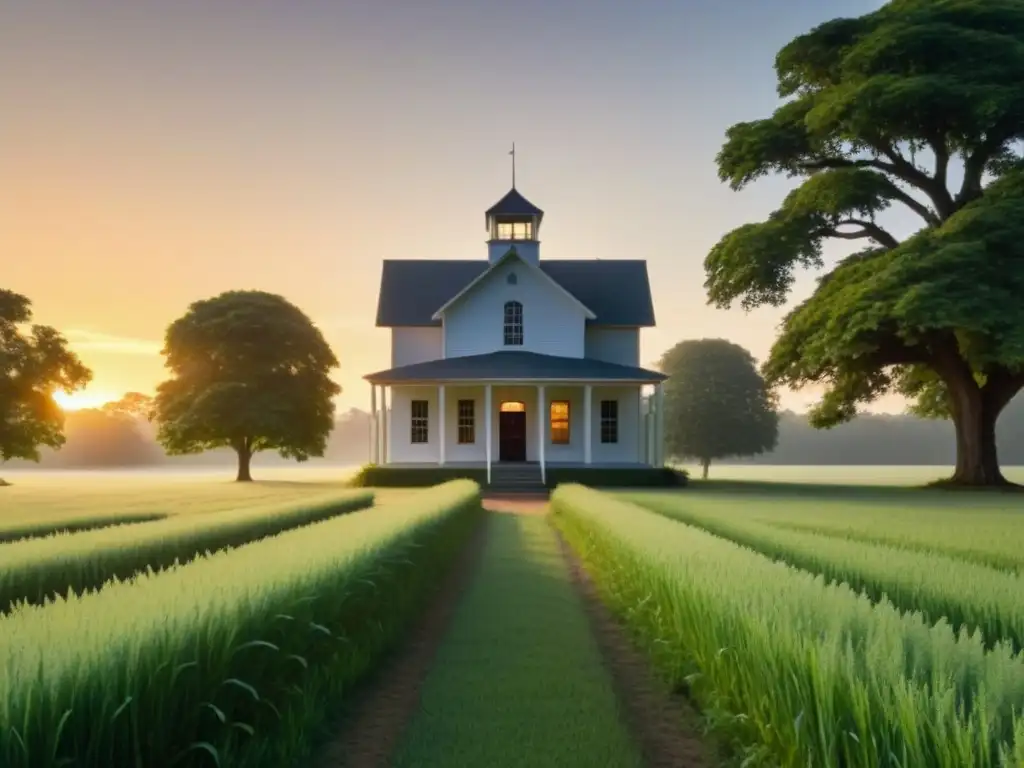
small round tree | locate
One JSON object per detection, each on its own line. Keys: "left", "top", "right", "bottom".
{"left": 154, "top": 291, "right": 340, "bottom": 482}
{"left": 0, "top": 289, "right": 92, "bottom": 485}
{"left": 660, "top": 339, "right": 779, "bottom": 479}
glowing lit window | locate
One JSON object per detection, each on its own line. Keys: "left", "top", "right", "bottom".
{"left": 500, "top": 401, "right": 526, "bottom": 413}
{"left": 550, "top": 401, "right": 570, "bottom": 444}
{"left": 496, "top": 221, "right": 533, "bottom": 240}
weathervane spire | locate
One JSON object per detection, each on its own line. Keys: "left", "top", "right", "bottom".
{"left": 509, "top": 142, "right": 516, "bottom": 188}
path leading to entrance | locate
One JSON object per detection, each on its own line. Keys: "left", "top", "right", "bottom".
{"left": 390, "top": 512, "right": 642, "bottom": 768}
{"left": 313, "top": 497, "right": 714, "bottom": 767}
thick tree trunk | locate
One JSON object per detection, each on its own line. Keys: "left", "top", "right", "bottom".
{"left": 235, "top": 440, "right": 253, "bottom": 483}
{"left": 942, "top": 364, "right": 1020, "bottom": 487}
{"left": 701, "top": 457, "right": 710, "bottom": 480}
{"left": 949, "top": 393, "right": 1004, "bottom": 485}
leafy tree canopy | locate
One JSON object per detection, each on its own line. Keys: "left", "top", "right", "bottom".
{"left": 660, "top": 339, "right": 779, "bottom": 478}
{"left": 153, "top": 291, "right": 341, "bottom": 481}
{"left": 705, "top": 0, "right": 1024, "bottom": 485}
{"left": 0, "top": 289, "right": 91, "bottom": 476}
{"left": 102, "top": 391, "right": 155, "bottom": 421}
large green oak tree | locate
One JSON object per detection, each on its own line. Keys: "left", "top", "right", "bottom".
{"left": 154, "top": 291, "right": 341, "bottom": 481}
{"left": 0, "top": 289, "right": 92, "bottom": 484}
{"left": 706, "top": 0, "right": 1024, "bottom": 486}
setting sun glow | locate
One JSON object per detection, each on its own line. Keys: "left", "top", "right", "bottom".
{"left": 52, "top": 390, "right": 121, "bottom": 412}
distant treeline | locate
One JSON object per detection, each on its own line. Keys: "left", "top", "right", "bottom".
{"left": 6, "top": 396, "right": 1024, "bottom": 469}
{"left": 735, "top": 395, "right": 1024, "bottom": 466}
{"left": 5, "top": 408, "right": 371, "bottom": 469}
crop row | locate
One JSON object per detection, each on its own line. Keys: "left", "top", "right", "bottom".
{"left": 620, "top": 491, "right": 1024, "bottom": 572}
{"left": 0, "top": 489, "right": 374, "bottom": 613}
{"left": 766, "top": 516, "right": 1024, "bottom": 572}
{"left": 554, "top": 485, "right": 1024, "bottom": 767}
{"left": 0, "top": 511, "right": 167, "bottom": 544}
{"left": 0, "top": 479, "right": 482, "bottom": 768}
{"left": 630, "top": 494, "right": 1024, "bottom": 652}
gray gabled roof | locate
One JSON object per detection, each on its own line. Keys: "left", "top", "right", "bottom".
{"left": 364, "top": 350, "right": 667, "bottom": 384}
{"left": 375, "top": 260, "right": 656, "bottom": 327}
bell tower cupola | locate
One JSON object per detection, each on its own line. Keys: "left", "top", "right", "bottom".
{"left": 485, "top": 144, "right": 543, "bottom": 264}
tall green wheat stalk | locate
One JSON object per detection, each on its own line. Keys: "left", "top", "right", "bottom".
{"left": 0, "top": 489, "right": 374, "bottom": 613}
{"left": 553, "top": 485, "right": 1024, "bottom": 767}
{"left": 0, "top": 480, "right": 481, "bottom": 768}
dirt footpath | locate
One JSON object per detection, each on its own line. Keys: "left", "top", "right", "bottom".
{"left": 314, "top": 516, "right": 490, "bottom": 768}
{"left": 557, "top": 533, "right": 716, "bottom": 767}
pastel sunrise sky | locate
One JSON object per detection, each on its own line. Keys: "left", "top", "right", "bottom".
{"left": 3, "top": 0, "right": 900, "bottom": 414}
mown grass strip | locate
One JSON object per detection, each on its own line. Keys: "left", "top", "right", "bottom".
{"left": 555, "top": 485, "right": 1024, "bottom": 768}
{"left": 0, "top": 480, "right": 482, "bottom": 768}
{"left": 0, "top": 489, "right": 374, "bottom": 613}
{"left": 629, "top": 493, "right": 1024, "bottom": 652}
{"left": 0, "top": 512, "right": 168, "bottom": 544}
{"left": 391, "top": 513, "right": 642, "bottom": 768}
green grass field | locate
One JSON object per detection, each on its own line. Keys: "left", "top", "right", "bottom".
{"left": 674, "top": 462, "right": 1024, "bottom": 485}
{"left": 4, "top": 466, "right": 1024, "bottom": 765}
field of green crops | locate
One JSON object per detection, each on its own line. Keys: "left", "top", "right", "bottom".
{"left": 0, "top": 472, "right": 479, "bottom": 767}
{"left": 5, "top": 467, "right": 1024, "bottom": 766}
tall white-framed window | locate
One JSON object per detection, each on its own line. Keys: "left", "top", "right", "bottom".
{"left": 457, "top": 399, "right": 475, "bottom": 444}
{"left": 410, "top": 400, "right": 429, "bottom": 444}
{"left": 503, "top": 301, "right": 523, "bottom": 346}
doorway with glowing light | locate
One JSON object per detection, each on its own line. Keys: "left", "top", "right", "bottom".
{"left": 498, "top": 401, "right": 527, "bottom": 462}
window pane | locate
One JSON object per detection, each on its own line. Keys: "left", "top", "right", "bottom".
{"left": 503, "top": 300, "right": 524, "bottom": 346}
{"left": 600, "top": 399, "right": 618, "bottom": 444}
{"left": 457, "top": 399, "right": 475, "bottom": 444}
{"left": 411, "top": 400, "right": 429, "bottom": 444}
{"left": 550, "top": 401, "right": 570, "bottom": 444}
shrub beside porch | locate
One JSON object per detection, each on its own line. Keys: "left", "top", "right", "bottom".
{"left": 349, "top": 464, "right": 687, "bottom": 489}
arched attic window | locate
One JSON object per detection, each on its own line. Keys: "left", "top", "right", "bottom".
{"left": 503, "top": 300, "right": 523, "bottom": 346}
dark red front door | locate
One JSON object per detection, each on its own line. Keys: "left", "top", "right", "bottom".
{"left": 499, "top": 411, "right": 527, "bottom": 462}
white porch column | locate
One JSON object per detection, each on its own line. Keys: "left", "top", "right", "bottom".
{"left": 438, "top": 384, "right": 446, "bottom": 466}
{"left": 485, "top": 384, "right": 493, "bottom": 485}
{"left": 381, "top": 386, "right": 389, "bottom": 465}
{"left": 370, "top": 384, "right": 379, "bottom": 464}
{"left": 655, "top": 382, "right": 666, "bottom": 467}
{"left": 583, "top": 384, "right": 593, "bottom": 465}
{"left": 384, "top": 386, "right": 391, "bottom": 465}
{"left": 636, "top": 385, "right": 645, "bottom": 463}
{"left": 537, "top": 384, "right": 546, "bottom": 486}
{"left": 648, "top": 396, "right": 656, "bottom": 466}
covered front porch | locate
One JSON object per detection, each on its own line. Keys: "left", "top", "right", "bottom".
{"left": 364, "top": 351, "right": 668, "bottom": 486}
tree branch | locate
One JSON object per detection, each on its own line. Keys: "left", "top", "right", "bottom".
{"left": 870, "top": 140, "right": 956, "bottom": 219}
{"left": 959, "top": 126, "right": 1014, "bottom": 207}
{"left": 930, "top": 135, "right": 950, "bottom": 192}
{"left": 982, "top": 365, "right": 1024, "bottom": 414}
{"left": 827, "top": 219, "right": 900, "bottom": 250}
{"left": 798, "top": 156, "right": 941, "bottom": 226}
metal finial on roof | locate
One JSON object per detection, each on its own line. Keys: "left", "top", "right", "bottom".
{"left": 509, "top": 142, "right": 516, "bottom": 188}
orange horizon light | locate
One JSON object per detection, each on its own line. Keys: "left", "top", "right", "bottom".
{"left": 52, "top": 390, "right": 123, "bottom": 412}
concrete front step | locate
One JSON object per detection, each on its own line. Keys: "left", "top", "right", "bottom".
{"left": 489, "top": 463, "right": 545, "bottom": 494}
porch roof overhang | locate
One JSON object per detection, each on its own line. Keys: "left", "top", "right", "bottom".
{"left": 364, "top": 351, "right": 668, "bottom": 385}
